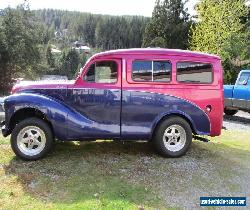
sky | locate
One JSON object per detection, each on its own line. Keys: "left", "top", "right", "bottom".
{"left": 0, "top": 0, "right": 198, "bottom": 17}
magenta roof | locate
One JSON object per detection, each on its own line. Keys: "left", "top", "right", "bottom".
{"left": 93, "top": 48, "right": 221, "bottom": 60}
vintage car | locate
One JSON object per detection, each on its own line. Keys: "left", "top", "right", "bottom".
{"left": 224, "top": 70, "right": 250, "bottom": 115}
{"left": 1, "top": 49, "right": 224, "bottom": 160}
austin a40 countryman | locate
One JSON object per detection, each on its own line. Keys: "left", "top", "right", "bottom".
{"left": 1, "top": 49, "right": 224, "bottom": 160}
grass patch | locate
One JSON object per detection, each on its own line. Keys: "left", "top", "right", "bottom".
{"left": 0, "top": 136, "right": 9, "bottom": 145}
{"left": 0, "top": 130, "right": 250, "bottom": 209}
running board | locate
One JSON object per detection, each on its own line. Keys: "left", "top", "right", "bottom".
{"left": 193, "top": 135, "right": 210, "bottom": 142}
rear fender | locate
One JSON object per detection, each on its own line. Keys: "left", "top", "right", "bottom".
{"left": 152, "top": 109, "right": 210, "bottom": 138}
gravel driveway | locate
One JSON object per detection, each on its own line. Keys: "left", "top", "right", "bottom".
{"left": 223, "top": 111, "right": 250, "bottom": 130}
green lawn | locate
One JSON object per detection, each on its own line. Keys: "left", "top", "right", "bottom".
{"left": 0, "top": 130, "right": 250, "bottom": 209}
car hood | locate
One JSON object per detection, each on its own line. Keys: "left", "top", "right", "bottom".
{"left": 12, "top": 80, "right": 75, "bottom": 93}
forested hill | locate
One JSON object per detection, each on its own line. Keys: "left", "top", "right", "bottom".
{"left": 34, "top": 9, "right": 150, "bottom": 50}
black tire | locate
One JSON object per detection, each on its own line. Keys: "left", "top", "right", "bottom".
{"left": 153, "top": 116, "right": 192, "bottom": 158}
{"left": 11, "top": 117, "right": 54, "bottom": 161}
{"left": 224, "top": 108, "right": 238, "bottom": 116}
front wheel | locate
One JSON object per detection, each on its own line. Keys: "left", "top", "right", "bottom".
{"left": 153, "top": 116, "right": 192, "bottom": 157}
{"left": 11, "top": 117, "right": 54, "bottom": 160}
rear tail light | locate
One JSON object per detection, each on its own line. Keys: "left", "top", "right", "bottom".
{"left": 206, "top": 105, "right": 212, "bottom": 113}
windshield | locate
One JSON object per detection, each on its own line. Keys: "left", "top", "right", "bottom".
{"left": 237, "top": 72, "right": 250, "bottom": 85}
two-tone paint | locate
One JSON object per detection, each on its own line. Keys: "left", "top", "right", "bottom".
{"left": 2, "top": 49, "right": 224, "bottom": 140}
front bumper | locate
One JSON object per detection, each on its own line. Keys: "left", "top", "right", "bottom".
{"left": 1, "top": 121, "right": 10, "bottom": 137}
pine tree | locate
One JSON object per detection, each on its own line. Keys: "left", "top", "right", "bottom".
{"left": 46, "top": 45, "right": 55, "bottom": 67}
{"left": 60, "top": 49, "right": 80, "bottom": 79}
{"left": 142, "top": 0, "right": 191, "bottom": 49}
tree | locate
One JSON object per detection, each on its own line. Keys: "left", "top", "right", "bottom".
{"left": 59, "top": 49, "right": 80, "bottom": 79}
{"left": 0, "top": 4, "right": 42, "bottom": 93}
{"left": 142, "top": 0, "right": 191, "bottom": 49}
{"left": 82, "top": 14, "right": 97, "bottom": 47}
{"left": 190, "top": 0, "right": 249, "bottom": 83}
{"left": 46, "top": 44, "right": 55, "bottom": 67}
{"left": 149, "top": 37, "right": 166, "bottom": 47}
{"left": 34, "top": 9, "right": 149, "bottom": 50}
{"left": 0, "top": 27, "right": 11, "bottom": 95}
{"left": 3, "top": 6, "right": 41, "bottom": 69}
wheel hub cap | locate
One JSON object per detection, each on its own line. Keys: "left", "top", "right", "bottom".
{"left": 17, "top": 126, "right": 46, "bottom": 156}
{"left": 163, "top": 124, "right": 186, "bottom": 152}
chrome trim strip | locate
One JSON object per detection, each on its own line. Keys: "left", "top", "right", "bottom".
{"left": 228, "top": 98, "right": 250, "bottom": 101}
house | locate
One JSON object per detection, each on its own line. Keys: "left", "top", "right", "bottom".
{"left": 72, "top": 41, "right": 91, "bottom": 53}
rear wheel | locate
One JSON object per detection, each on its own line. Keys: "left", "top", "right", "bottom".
{"left": 224, "top": 108, "right": 238, "bottom": 116}
{"left": 11, "top": 117, "right": 54, "bottom": 160}
{"left": 153, "top": 116, "right": 192, "bottom": 157}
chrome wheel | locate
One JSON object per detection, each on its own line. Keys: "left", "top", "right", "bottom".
{"left": 17, "top": 126, "right": 46, "bottom": 156}
{"left": 163, "top": 124, "right": 186, "bottom": 152}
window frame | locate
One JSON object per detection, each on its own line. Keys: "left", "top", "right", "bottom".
{"left": 82, "top": 59, "right": 119, "bottom": 84}
{"left": 176, "top": 60, "right": 214, "bottom": 84}
{"left": 131, "top": 59, "right": 172, "bottom": 83}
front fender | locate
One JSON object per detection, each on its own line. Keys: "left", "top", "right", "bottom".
{"left": 4, "top": 93, "right": 70, "bottom": 140}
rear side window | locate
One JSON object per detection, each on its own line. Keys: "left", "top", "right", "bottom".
{"left": 84, "top": 61, "right": 117, "bottom": 83}
{"left": 132, "top": 60, "right": 171, "bottom": 82}
{"left": 177, "top": 62, "right": 213, "bottom": 84}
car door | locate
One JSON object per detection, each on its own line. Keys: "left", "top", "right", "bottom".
{"left": 66, "top": 59, "right": 122, "bottom": 140}
{"left": 233, "top": 72, "right": 250, "bottom": 109}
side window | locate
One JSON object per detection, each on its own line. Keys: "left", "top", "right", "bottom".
{"left": 84, "top": 61, "right": 117, "bottom": 83}
{"left": 237, "top": 72, "right": 250, "bottom": 85}
{"left": 177, "top": 62, "right": 213, "bottom": 84}
{"left": 132, "top": 60, "right": 171, "bottom": 82}
{"left": 132, "top": 61, "right": 152, "bottom": 81}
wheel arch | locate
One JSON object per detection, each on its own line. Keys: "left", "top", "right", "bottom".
{"left": 8, "top": 107, "right": 54, "bottom": 138}
{"left": 151, "top": 112, "right": 197, "bottom": 140}
{"left": 4, "top": 93, "right": 69, "bottom": 139}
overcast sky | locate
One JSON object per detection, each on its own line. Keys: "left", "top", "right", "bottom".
{"left": 0, "top": 0, "right": 198, "bottom": 17}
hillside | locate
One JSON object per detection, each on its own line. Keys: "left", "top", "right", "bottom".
{"left": 34, "top": 9, "right": 150, "bottom": 50}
